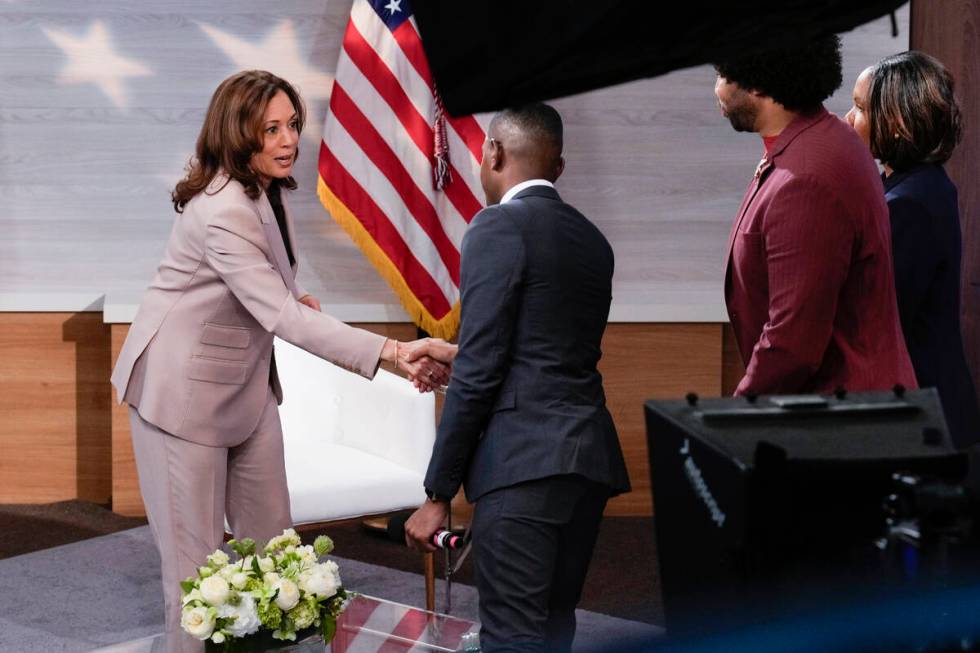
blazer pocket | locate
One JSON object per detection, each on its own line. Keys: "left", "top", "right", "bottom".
{"left": 491, "top": 389, "right": 516, "bottom": 412}
{"left": 201, "top": 323, "right": 250, "bottom": 349}
{"left": 188, "top": 355, "right": 248, "bottom": 385}
{"left": 733, "top": 231, "right": 766, "bottom": 275}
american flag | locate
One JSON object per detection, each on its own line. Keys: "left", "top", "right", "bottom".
{"left": 317, "top": 0, "right": 488, "bottom": 340}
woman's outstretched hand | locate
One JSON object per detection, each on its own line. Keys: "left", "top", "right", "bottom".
{"left": 381, "top": 338, "right": 454, "bottom": 392}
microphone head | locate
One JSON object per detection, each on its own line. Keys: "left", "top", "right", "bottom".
{"left": 433, "top": 528, "right": 470, "bottom": 550}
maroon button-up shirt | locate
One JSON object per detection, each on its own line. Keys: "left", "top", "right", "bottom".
{"left": 724, "top": 106, "right": 917, "bottom": 396}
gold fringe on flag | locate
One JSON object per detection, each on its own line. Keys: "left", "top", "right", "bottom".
{"left": 317, "top": 177, "right": 461, "bottom": 340}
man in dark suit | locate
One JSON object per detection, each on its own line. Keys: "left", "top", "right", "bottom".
{"left": 405, "top": 104, "right": 631, "bottom": 653}
{"left": 714, "top": 36, "right": 916, "bottom": 396}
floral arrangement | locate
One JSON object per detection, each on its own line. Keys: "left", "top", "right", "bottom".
{"left": 179, "top": 528, "right": 347, "bottom": 650}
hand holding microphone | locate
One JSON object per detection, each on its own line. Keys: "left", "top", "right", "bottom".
{"left": 403, "top": 496, "right": 452, "bottom": 553}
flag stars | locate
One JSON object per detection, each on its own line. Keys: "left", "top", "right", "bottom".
{"left": 384, "top": 0, "right": 403, "bottom": 15}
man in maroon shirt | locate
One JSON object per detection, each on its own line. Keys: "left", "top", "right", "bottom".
{"left": 713, "top": 35, "right": 916, "bottom": 396}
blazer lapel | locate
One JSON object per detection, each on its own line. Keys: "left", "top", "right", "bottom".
{"left": 723, "top": 158, "right": 773, "bottom": 273}
{"left": 256, "top": 191, "right": 301, "bottom": 299}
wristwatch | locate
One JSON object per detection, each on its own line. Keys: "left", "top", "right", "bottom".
{"left": 425, "top": 488, "right": 451, "bottom": 503}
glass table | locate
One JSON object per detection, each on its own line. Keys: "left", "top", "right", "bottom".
{"left": 95, "top": 594, "right": 479, "bottom": 652}
{"left": 330, "top": 594, "right": 479, "bottom": 652}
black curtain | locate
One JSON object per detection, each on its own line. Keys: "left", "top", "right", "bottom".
{"left": 413, "top": 0, "right": 908, "bottom": 116}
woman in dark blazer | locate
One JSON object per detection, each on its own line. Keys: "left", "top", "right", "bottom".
{"left": 846, "top": 51, "right": 980, "bottom": 448}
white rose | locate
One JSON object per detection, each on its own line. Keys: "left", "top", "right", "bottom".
{"left": 218, "top": 564, "right": 238, "bottom": 581}
{"left": 274, "top": 578, "right": 300, "bottom": 611}
{"left": 217, "top": 593, "right": 261, "bottom": 638}
{"left": 182, "top": 588, "right": 203, "bottom": 606}
{"left": 211, "top": 632, "right": 226, "bottom": 644}
{"left": 231, "top": 572, "right": 249, "bottom": 590}
{"left": 200, "top": 575, "right": 230, "bottom": 606}
{"left": 181, "top": 606, "right": 215, "bottom": 640}
{"left": 298, "top": 545, "right": 315, "bottom": 561}
{"left": 207, "top": 550, "right": 230, "bottom": 568}
{"left": 258, "top": 557, "right": 275, "bottom": 573}
{"left": 263, "top": 572, "right": 280, "bottom": 585}
{"left": 322, "top": 560, "right": 341, "bottom": 589}
{"left": 300, "top": 566, "right": 339, "bottom": 599}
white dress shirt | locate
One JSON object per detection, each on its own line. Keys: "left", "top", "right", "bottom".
{"left": 499, "top": 179, "right": 554, "bottom": 204}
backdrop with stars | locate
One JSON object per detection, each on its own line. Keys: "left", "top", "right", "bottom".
{"left": 0, "top": 1, "right": 909, "bottom": 319}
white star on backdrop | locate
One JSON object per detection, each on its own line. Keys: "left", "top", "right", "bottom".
{"left": 197, "top": 19, "right": 333, "bottom": 102}
{"left": 384, "top": 0, "right": 403, "bottom": 14}
{"left": 197, "top": 19, "right": 334, "bottom": 144}
{"left": 42, "top": 20, "right": 152, "bottom": 109}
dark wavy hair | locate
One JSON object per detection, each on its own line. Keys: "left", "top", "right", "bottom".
{"left": 713, "top": 35, "right": 843, "bottom": 112}
{"left": 172, "top": 70, "right": 306, "bottom": 212}
{"left": 867, "top": 50, "right": 961, "bottom": 172}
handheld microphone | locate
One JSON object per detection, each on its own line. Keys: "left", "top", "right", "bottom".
{"left": 432, "top": 528, "right": 466, "bottom": 550}
{"left": 386, "top": 513, "right": 470, "bottom": 550}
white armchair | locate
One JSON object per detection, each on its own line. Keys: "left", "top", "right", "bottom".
{"left": 273, "top": 337, "right": 435, "bottom": 526}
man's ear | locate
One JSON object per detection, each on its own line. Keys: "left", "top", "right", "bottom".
{"left": 490, "top": 141, "right": 504, "bottom": 172}
{"left": 554, "top": 156, "right": 565, "bottom": 181}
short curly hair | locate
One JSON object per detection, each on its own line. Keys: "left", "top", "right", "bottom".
{"left": 867, "top": 50, "right": 961, "bottom": 171}
{"left": 713, "top": 35, "right": 843, "bottom": 112}
{"left": 490, "top": 103, "right": 564, "bottom": 150}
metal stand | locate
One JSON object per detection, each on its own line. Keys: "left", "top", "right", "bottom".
{"left": 441, "top": 506, "right": 474, "bottom": 616}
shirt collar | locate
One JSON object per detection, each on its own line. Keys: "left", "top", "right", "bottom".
{"left": 764, "top": 106, "right": 830, "bottom": 161}
{"left": 500, "top": 179, "right": 554, "bottom": 204}
{"left": 882, "top": 162, "right": 931, "bottom": 193}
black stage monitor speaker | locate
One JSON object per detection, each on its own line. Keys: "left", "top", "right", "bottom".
{"left": 645, "top": 388, "right": 969, "bottom": 637}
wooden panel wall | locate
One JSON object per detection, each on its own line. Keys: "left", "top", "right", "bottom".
{"left": 1, "top": 315, "right": 741, "bottom": 516}
{"left": 910, "top": 0, "right": 980, "bottom": 410}
{"left": 600, "top": 324, "right": 722, "bottom": 516}
{"left": 0, "top": 313, "right": 111, "bottom": 504}
{"left": 110, "top": 323, "right": 141, "bottom": 516}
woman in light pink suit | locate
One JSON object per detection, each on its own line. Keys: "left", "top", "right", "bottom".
{"left": 110, "top": 70, "right": 447, "bottom": 651}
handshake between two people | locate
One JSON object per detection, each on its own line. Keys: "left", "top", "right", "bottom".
{"left": 380, "top": 337, "right": 459, "bottom": 393}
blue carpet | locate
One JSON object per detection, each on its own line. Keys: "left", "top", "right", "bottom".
{"left": 0, "top": 526, "right": 660, "bottom": 652}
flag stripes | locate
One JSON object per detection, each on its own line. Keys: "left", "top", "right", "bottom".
{"left": 318, "top": 143, "right": 454, "bottom": 317}
{"left": 319, "top": 0, "right": 486, "bottom": 338}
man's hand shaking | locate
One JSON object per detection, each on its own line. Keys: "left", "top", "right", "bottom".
{"left": 401, "top": 338, "right": 459, "bottom": 392}
{"left": 381, "top": 338, "right": 453, "bottom": 392}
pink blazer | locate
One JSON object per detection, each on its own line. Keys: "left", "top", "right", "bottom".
{"left": 111, "top": 175, "right": 386, "bottom": 447}
{"left": 725, "top": 108, "right": 917, "bottom": 396}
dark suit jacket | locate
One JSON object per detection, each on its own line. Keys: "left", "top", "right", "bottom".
{"left": 725, "top": 107, "right": 917, "bottom": 396}
{"left": 424, "top": 185, "right": 631, "bottom": 502}
{"left": 885, "top": 163, "right": 980, "bottom": 448}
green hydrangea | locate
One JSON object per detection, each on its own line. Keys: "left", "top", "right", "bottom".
{"left": 289, "top": 599, "right": 317, "bottom": 631}
{"left": 314, "top": 535, "right": 334, "bottom": 557}
{"left": 257, "top": 601, "right": 282, "bottom": 630}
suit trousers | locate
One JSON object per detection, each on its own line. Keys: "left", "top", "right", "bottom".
{"left": 471, "top": 474, "right": 610, "bottom": 653}
{"left": 129, "top": 390, "right": 292, "bottom": 652}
